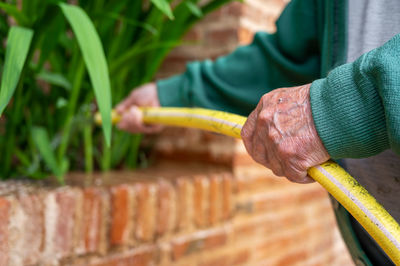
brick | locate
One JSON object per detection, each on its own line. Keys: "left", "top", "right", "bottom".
{"left": 276, "top": 249, "right": 309, "bottom": 265}
{"left": 175, "top": 177, "right": 194, "bottom": 231}
{"left": 150, "top": 128, "right": 235, "bottom": 166}
{"left": 251, "top": 190, "right": 299, "bottom": 213}
{"left": 203, "top": 229, "right": 227, "bottom": 249}
{"left": 78, "top": 187, "right": 109, "bottom": 254}
{"left": 157, "top": 180, "right": 176, "bottom": 236}
{"left": 157, "top": 241, "right": 172, "bottom": 265}
{"left": 183, "top": 27, "right": 202, "bottom": 42}
{"left": 221, "top": 173, "right": 233, "bottom": 220}
{"left": 54, "top": 189, "right": 79, "bottom": 258}
{"left": 297, "top": 186, "right": 328, "bottom": 203}
{"left": 253, "top": 225, "right": 318, "bottom": 262}
{"left": 209, "top": 175, "right": 222, "bottom": 225}
{"left": 232, "top": 146, "right": 255, "bottom": 167}
{"left": 225, "top": 2, "right": 243, "bottom": 16}
{"left": 193, "top": 175, "right": 209, "bottom": 227}
{"left": 235, "top": 174, "right": 278, "bottom": 194}
{"left": 89, "top": 245, "right": 157, "bottom": 266}
{"left": 17, "top": 193, "right": 43, "bottom": 265}
{"left": 135, "top": 183, "right": 157, "bottom": 241}
{"left": 0, "top": 197, "right": 11, "bottom": 266}
{"left": 198, "top": 248, "right": 250, "bottom": 266}
{"left": 202, "top": 7, "right": 224, "bottom": 22}
{"left": 110, "top": 184, "right": 134, "bottom": 246}
{"left": 83, "top": 188, "right": 102, "bottom": 253}
{"left": 171, "top": 228, "right": 228, "bottom": 261}
{"left": 199, "top": 255, "right": 230, "bottom": 266}
{"left": 206, "top": 28, "right": 238, "bottom": 46}
{"left": 233, "top": 210, "right": 306, "bottom": 244}
{"left": 238, "top": 186, "right": 326, "bottom": 216}
{"left": 231, "top": 248, "right": 251, "bottom": 265}
{"left": 171, "top": 237, "right": 191, "bottom": 261}
{"left": 73, "top": 189, "right": 85, "bottom": 255}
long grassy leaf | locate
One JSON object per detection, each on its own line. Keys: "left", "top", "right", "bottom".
{"left": 59, "top": 3, "right": 112, "bottom": 146}
{"left": 0, "top": 3, "right": 29, "bottom": 26}
{"left": 37, "top": 70, "right": 72, "bottom": 90}
{"left": 36, "top": 13, "right": 65, "bottom": 70}
{"left": 150, "top": 0, "right": 174, "bottom": 20}
{"left": 31, "top": 127, "right": 64, "bottom": 184}
{"left": 98, "top": 11, "right": 158, "bottom": 35}
{"left": 0, "top": 26, "right": 33, "bottom": 116}
{"left": 185, "top": 2, "right": 203, "bottom": 18}
{"left": 109, "top": 40, "right": 181, "bottom": 75}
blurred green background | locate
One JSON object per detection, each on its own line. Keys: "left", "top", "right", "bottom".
{"left": 0, "top": 0, "right": 237, "bottom": 182}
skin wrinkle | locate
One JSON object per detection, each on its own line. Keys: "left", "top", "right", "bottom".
{"left": 241, "top": 84, "right": 330, "bottom": 183}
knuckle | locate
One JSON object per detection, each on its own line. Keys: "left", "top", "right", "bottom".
{"left": 267, "top": 129, "right": 280, "bottom": 143}
{"left": 261, "top": 94, "right": 270, "bottom": 104}
{"left": 295, "top": 160, "right": 310, "bottom": 171}
{"left": 258, "top": 110, "right": 271, "bottom": 122}
{"left": 284, "top": 169, "right": 304, "bottom": 183}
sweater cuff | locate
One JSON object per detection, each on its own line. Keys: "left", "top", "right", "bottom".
{"left": 156, "top": 74, "right": 187, "bottom": 107}
{"left": 310, "top": 63, "right": 388, "bottom": 159}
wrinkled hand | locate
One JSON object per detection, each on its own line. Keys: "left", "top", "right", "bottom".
{"left": 116, "top": 82, "right": 163, "bottom": 134}
{"left": 241, "top": 84, "right": 330, "bottom": 183}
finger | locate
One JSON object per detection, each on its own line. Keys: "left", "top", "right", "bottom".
{"left": 241, "top": 98, "right": 265, "bottom": 152}
{"left": 117, "top": 106, "right": 163, "bottom": 134}
{"left": 250, "top": 138, "right": 269, "bottom": 166}
{"left": 117, "top": 106, "right": 143, "bottom": 132}
{"left": 266, "top": 148, "right": 285, "bottom": 177}
{"left": 283, "top": 164, "right": 314, "bottom": 184}
{"left": 241, "top": 109, "right": 258, "bottom": 155}
{"left": 287, "top": 173, "right": 314, "bottom": 184}
{"left": 116, "top": 93, "right": 137, "bottom": 113}
{"left": 302, "top": 174, "right": 315, "bottom": 184}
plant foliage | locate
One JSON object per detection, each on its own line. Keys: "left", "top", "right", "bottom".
{"left": 0, "top": 26, "right": 33, "bottom": 116}
{"left": 0, "top": 0, "right": 237, "bottom": 182}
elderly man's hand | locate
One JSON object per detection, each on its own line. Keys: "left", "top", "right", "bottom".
{"left": 116, "top": 82, "right": 163, "bottom": 134}
{"left": 241, "top": 84, "right": 330, "bottom": 183}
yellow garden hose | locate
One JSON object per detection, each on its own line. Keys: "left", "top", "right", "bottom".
{"left": 96, "top": 107, "right": 400, "bottom": 264}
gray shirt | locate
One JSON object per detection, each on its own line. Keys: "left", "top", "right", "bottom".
{"left": 344, "top": 0, "right": 400, "bottom": 221}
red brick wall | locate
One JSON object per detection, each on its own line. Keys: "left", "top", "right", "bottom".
{"left": 0, "top": 155, "right": 352, "bottom": 266}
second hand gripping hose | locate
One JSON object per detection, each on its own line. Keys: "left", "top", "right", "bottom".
{"left": 97, "top": 107, "right": 400, "bottom": 263}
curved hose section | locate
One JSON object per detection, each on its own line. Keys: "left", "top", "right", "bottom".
{"left": 97, "top": 107, "right": 400, "bottom": 263}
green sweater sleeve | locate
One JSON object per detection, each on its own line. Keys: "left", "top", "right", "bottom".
{"left": 157, "top": 0, "right": 322, "bottom": 116}
{"left": 310, "top": 33, "right": 400, "bottom": 159}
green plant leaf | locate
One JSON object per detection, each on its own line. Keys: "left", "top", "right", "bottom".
{"left": 185, "top": 2, "right": 203, "bottom": 18}
{"left": 98, "top": 11, "right": 158, "bottom": 35}
{"left": 36, "top": 13, "right": 65, "bottom": 70}
{"left": 31, "top": 127, "right": 64, "bottom": 184}
{"left": 0, "top": 26, "right": 33, "bottom": 116}
{"left": 0, "top": 3, "right": 29, "bottom": 25}
{"left": 59, "top": 3, "right": 112, "bottom": 146}
{"left": 36, "top": 70, "right": 72, "bottom": 90}
{"left": 56, "top": 97, "right": 68, "bottom": 108}
{"left": 150, "top": 0, "right": 174, "bottom": 20}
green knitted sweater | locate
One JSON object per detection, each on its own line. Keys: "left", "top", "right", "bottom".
{"left": 157, "top": 0, "right": 400, "bottom": 160}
